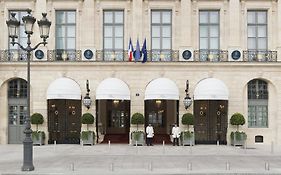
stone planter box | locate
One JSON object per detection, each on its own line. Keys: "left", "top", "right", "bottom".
{"left": 230, "top": 132, "right": 247, "bottom": 147}
{"left": 131, "top": 131, "right": 145, "bottom": 146}
{"left": 32, "top": 132, "right": 45, "bottom": 146}
{"left": 81, "top": 131, "right": 95, "bottom": 146}
{"left": 181, "top": 132, "right": 195, "bottom": 146}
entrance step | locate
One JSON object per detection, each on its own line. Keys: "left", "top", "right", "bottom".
{"left": 101, "top": 134, "right": 129, "bottom": 144}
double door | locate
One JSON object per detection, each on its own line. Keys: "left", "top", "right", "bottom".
{"left": 194, "top": 100, "right": 228, "bottom": 144}
{"left": 48, "top": 99, "right": 81, "bottom": 144}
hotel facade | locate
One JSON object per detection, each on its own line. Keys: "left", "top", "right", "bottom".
{"left": 0, "top": 0, "right": 281, "bottom": 146}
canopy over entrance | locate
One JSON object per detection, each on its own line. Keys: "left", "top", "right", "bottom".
{"left": 145, "top": 78, "right": 179, "bottom": 100}
{"left": 96, "top": 78, "right": 130, "bottom": 100}
{"left": 47, "top": 77, "right": 81, "bottom": 100}
{"left": 194, "top": 78, "right": 229, "bottom": 100}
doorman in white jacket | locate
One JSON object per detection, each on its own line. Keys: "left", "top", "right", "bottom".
{"left": 172, "top": 123, "right": 180, "bottom": 146}
{"left": 146, "top": 124, "right": 154, "bottom": 146}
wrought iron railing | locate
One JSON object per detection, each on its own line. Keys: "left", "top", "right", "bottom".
{"left": 243, "top": 50, "right": 277, "bottom": 62}
{"left": 96, "top": 50, "right": 126, "bottom": 61}
{"left": 0, "top": 49, "right": 30, "bottom": 62}
{"left": 194, "top": 49, "right": 228, "bottom": 62}
{"left": 47, "top": 49, "right": 82, "bottom": 61}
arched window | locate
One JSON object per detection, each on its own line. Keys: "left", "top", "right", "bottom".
{"left": 8, "top": 79, "right": 27, "bottom": 98}
{"left": 247, "top": 79, "right": 268, "bottom": 128}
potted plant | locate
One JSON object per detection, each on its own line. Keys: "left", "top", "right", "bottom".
{"left": 131, "top": 112, "right": 145, "bottom": 146}
{"left": 31, "top": 113, "right": 45, "bottom": 146}
{"left": 230, "top": 112, "right": 247, "bottom": 146}
{"left": 181, "top": 113, "right": 195, "bottom": 146}
{"left": 81, "top": 113, "right": 95, "bottom": 146}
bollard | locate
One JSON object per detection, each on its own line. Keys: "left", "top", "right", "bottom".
{"left": 162, "top": 140, "right": 165, "bottom": 154}
{"left": 188, "top": 162, "right": 192, "bottom": 171}
{"left": 271, "top": 141, "right": 274, "bottom": 154}
{"left": 265, "top": 162, "right": 270, "bottom": 171}
{"left": 108, "top": 140, "right": 111, "bottom": 149}
{"left": 226, "top": 162, "right": 230, "bottom": 170}
{"left": 110, "top": 162, "right": 114, "bottom": 171}
{"left": 217, "top": 140, "right": 219, "bottom": 146}
{"left": 148, "top": 162, "right": 153, "bottom": 171}
{"left": 70, "top": 163, "right": 74, "bottom": 171}
{"left": 54, "top": 140, "right": 56, "bottom": 151}
{"left": 189, "top": 143, "right": 192, "bottom": 154}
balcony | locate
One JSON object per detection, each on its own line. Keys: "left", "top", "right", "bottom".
{"left": 47, "top": 50, "right": 82, "bottom": 61}
{"left": 194, "top": 49, "right": 228, "bottom": 62}
{"left": 243, "top": 50, "right": 277, "bottom": 62}
{"left": 0, "top": 49, "right": 30, "bottom": 62}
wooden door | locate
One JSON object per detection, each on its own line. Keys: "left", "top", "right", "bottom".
{"left": 194, "top": 100, "right": 228, "bottom": 144}
{"left": 48, "top": 99, "right": 81, "bottom": 144}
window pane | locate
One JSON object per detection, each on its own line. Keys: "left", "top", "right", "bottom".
{"left": 199, "top": 11, "right": 208, "bottom": 23}
{"left": 248, "top": 26, "right": 256, "bottom": 37}
{"left": 104, "top": 12, "right": 113, "bottom": 23}
{"left": 162, "top": 38, "right": 171, "bottom": 49}
{"left": 257, "top": 12, "right": 267, "bottom": 24}
{"left": 210, "top": 26, "right": 219, "bottom": 37}
{"left": 162, "top": 11, "right": 171, "bottom": 23}
{"left": 115, "top": 26, "right": 123, "bottom": 37}
{"left": 104, "top": 38, "right": 113, "bottom": 49}
{"left": 210, "top": 11, "right": 219, "bottom": 23}
{"left": 162, "top": 26, "right": 171, "bottom": 37}
{"left": 200, "top": 38, "right": 208, "bottom": 49}
{"left": 152, "top": 11, "right": 160, "bottom": 23}
{"left": 67, "top": 38, "right": 75, "bottom": 49}
{"left": 200, "top": 26, "right": 208, "bottom": 37}
{"left": 248, "top": 38, "right": 256, "bottom": 50}
{"left": 210, "top": 38, "right": 219, "bottom": 49}
{"left": 56, "top": 26, "right": 65, "bottom": 37}
{"left": 67, "top": 26, "right": 76, "bottom": 37}
{"left": 152, "top": 26, "right": 160, "bottom": 37}
{"left": 56, "top": 38, "right": 65, "bottom": 49}
{"left": 56, "top": 12, "right": 65, "bottom": 24}
{"left": 247, "top": 11, "right": 256, "bottom": 24}
{"left": 258, "top": 26, "right": 266, "bottom": 37}
{"left": 115, "top": 11, "right": 123, "bottom": 23}
{"left": 104, "top": 26, "right": 113, "bottom": 37}
{"left": 152, "top": 38, "right": 160, "bottom": 49}
{"left": 258, "top": 38, "right": 267, "bottom": 50}
{"left": 115, "top": 38, "right": 123, "bottom": 49}
{"left": 67, "top": 12, "right": 76, "bottom": 23}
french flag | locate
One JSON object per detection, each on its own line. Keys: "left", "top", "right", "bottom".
{"left": 128, "top": 37, "right": 134, "bottom": 61}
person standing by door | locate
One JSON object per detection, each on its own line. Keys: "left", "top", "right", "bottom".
{"left": 146, "top": 124, "right": 154, "bottom": 146}
{"left": 172, "top": 123, "right": 180, "bottom": 146}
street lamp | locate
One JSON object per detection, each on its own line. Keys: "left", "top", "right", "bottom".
{"left": 83, "top": 80, "right": 92, "bottom": 109}
{"left": 6, "top": 9, "right": 51, "bottom": 171}
{"left": 183, "top": 80, "right": 192, "bottom": 110}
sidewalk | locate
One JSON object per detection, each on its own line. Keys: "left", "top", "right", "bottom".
{"left": 0, "top": 143, "right": 281, "bottom": 175}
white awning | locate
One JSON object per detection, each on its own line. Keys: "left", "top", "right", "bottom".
{"left": 194, "top": 78, "right": 229, "bottom": 100}
{"left": 145, "top": 78, "right": 179, "bottom": 100}
{"left": 96, "top": 78, "right": 130, "bottom": 100}
{"left": 47, "top": 77, "right": 81, "bottom": 100}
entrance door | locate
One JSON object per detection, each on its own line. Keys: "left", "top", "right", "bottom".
{"left": 194, "top": 100, "right": 228, "bottom": 144}
{"left": 48, "top": 99, "right": 81, "bottom": 144}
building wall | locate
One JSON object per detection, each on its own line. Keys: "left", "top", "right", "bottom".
{"left": 0, "top": 0, "right": 281, "bottom": 145}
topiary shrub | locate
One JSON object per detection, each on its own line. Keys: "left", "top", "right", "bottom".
{"left": 31, "top": 113, "right": 44, "bottom": 131}
{"left": 230, "top": 112, "right": 245, "bottom": 131}
{"left": 131, "top": 113, "right": 144, "bottom": 130}
{"left": 181, "top": 113, "right": 194, "bottom": 131}
{"left": 81, "top": 113, "right": 95, "bottom": 130}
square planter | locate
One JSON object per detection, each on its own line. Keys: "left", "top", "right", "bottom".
{"left": 81, "top": 131, "right": 95, "bottom": 146}
{"left": 131, "top": 131, "right": 145, "bottom": 146}
{"left": 32, "top": 131, "right": 45, "bottom": 146}
{"left": 181, "top": 131, "right": 195, "bottom": 146}
{"left": 230, "top": 132, "right": 247, "bottom": 147}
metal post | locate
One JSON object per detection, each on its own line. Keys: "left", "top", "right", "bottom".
{"left": 22, "top": 42, "right": 34, "bottom": 171}
{"left": 265, "top": 162, "right": 270, "bottom": 171}
{"left": 188, "top": 162, "right": 192, "bottom": 171}
{"left": 226, "top": 162, "right": 230, "bottom": 170}
{"left": 162, "top": 140, "right": 165, "bottom": 154}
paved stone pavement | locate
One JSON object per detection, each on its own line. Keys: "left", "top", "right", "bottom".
{"left": 0, "top": 143, "right": 281, "bottom": 175}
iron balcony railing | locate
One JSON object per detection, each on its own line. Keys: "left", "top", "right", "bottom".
{"left": 47, "top": 50, "right": 82, "bottom": 61}
{"left": 243, "top": 50, "right": 277, "bottom": 62}
{"left": 194, "top": 49, "right": 228, "bottom": 62}
{"left": 0, "top": 49, "right": 31, "bottom": 61}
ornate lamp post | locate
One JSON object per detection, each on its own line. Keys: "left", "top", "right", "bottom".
{"left": 183, "top": 80, "right": 192, "bottom": 110}
{"left": 83, "top": 80, "right": 92, "bottom": 110}
{"left": 6, "top": 9, "right": 51, "bottom": 171}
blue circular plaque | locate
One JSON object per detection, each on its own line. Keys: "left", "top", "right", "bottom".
{"left": 231, "top": 50, "right": 241, "bottom": 60}
{"left": 182, "top": 50, "right": 192, "bottom": 60}
{"left": 35, "top": 50, "right": 44, "bottom": 59}
{"left": 83, "top": 49, "right": 93, "bottom": 59}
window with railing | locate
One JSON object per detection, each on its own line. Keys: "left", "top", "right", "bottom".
{"left": 247, "top": 11, "right": 268, "bottom": 61}
{"left": 248, "top": 79, "right": 268, "bottom": 128}
{"left": 151, "top": 10, "right": 172, "bottom": 61}
{"left": 103, "top": 10, "right": 124, "bottom": 61}
{"left": 199, "top": 10, "right": 220, "bottom": 61}
{"left": 55, "top": 11, "right": 76, "bottom": 61}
